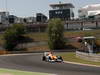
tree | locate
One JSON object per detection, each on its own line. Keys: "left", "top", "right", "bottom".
{"left": 3, "top": 24, "right": 25, "bottom": 51}
{"left": 12, "top": 24, "right": 25, "bottom": 36}
{"left": 47, "top": 18, "right": 65, "bottom": 50}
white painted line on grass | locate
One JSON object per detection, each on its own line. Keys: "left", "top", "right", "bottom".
{"left": 0, "top": 68, "right": 55, "bottom": 75}
{"left": 0, "top": 73, "right": 13, "bottom": 75}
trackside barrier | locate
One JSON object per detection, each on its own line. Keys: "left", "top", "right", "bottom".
{"left": 76, "top": 51, "right": 100, "bottom": 62}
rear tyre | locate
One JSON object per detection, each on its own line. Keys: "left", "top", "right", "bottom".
{"left": 42, "top": 56, "right": 46, "bottom": 61}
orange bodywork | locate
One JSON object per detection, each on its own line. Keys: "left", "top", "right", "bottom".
{"left": 48, "top": 53, "right": 57, "bottom": 60}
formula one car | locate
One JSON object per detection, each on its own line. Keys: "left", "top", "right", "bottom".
{"left": 42, "top": 52, "right": 63, "bottom": 63}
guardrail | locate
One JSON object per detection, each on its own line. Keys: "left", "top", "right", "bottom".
{"left": 76, "top": 51, "right": 100, "bottom": 62}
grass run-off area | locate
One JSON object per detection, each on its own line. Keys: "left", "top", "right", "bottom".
{"left": 58, "top": 52, "right": 100, "bottom": 66}
{"left": 24, "top": 29, "right": 100, "bottom": 42}
{"left": 0, "top": 68, "right": 50, "bottom": 75}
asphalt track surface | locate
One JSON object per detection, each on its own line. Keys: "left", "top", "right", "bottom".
{"left": 0, "top": 53, "right": 100, "bottom": 75}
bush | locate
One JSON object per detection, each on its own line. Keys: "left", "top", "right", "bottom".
{"left": 3, "top": 24, "right": 25, "bottom": 51}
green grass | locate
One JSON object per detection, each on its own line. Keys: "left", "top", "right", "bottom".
{"left": 25, "top": 32, "right": 48, "bottom": 41}
{"left": 21, "top": 29, "right": 100, "bottom": 42}
{"left": 58, "top": 52, "right": 100, "bottom": 66}
{"left": 64, "top": 29, "right": 100, "bottom": 37}
{"left": 0, "top": 68, "right": 50, "bottom": 75}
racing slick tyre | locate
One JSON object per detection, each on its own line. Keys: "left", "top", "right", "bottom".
{"left": 57, "top": 56, "right": 63, "bottom": 61}
{"left": 42, "top": 56, "right": 46, "bottom": 61}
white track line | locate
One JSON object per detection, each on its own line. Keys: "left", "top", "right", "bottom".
{"left": 64, "top": 61, "right": 100, "bottom": 68}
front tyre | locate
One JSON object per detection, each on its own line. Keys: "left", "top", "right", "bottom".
{"left": 57, "top": 56, "right": 63, "bottom": 61}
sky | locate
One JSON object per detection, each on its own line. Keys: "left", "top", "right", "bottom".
{"left": 0, "top": 0, "right": 100, "bottom": 18}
